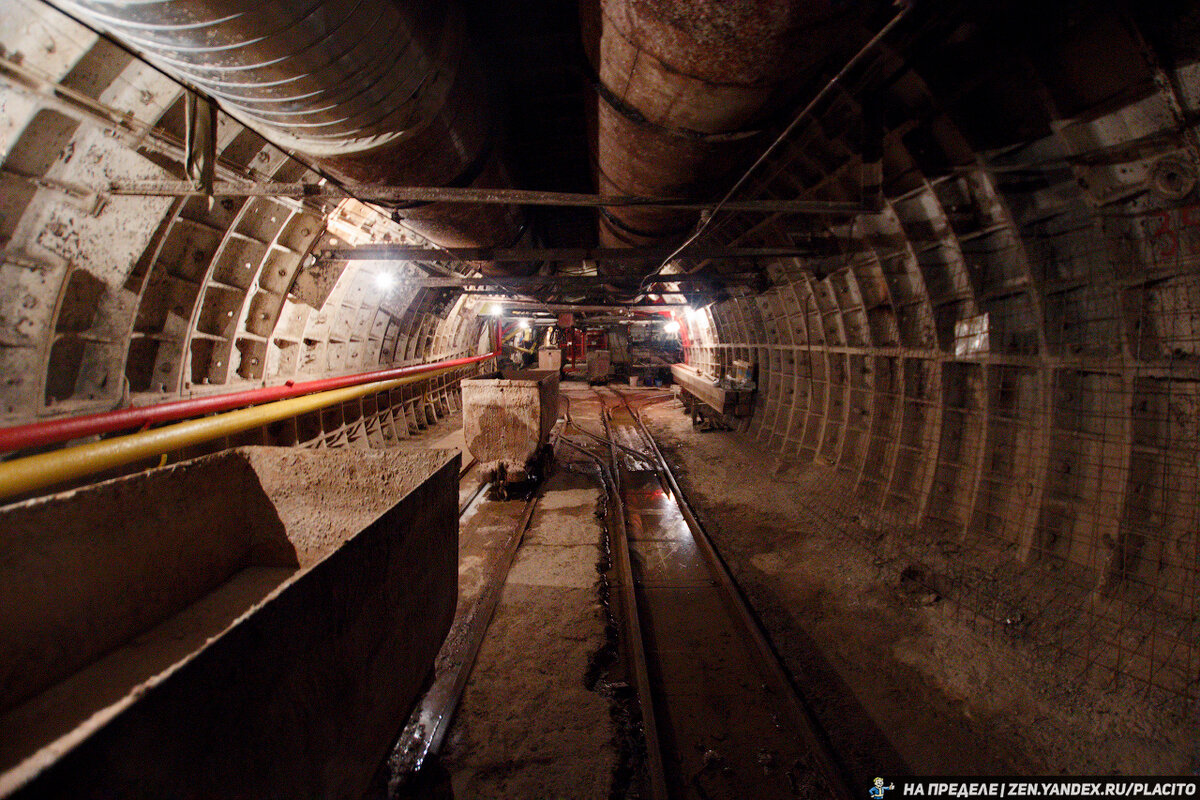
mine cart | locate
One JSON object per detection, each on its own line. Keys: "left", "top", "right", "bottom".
{"left": 462, "top": 369, "right": 560, "bottom": 492}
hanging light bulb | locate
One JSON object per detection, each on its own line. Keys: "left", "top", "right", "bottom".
{"left": 374, "top": 272, "right": 396, "bottom": 291}
{"left": 663, "top": 320, "right": 681, "bottom": 334}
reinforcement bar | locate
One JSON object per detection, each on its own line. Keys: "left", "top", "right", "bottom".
{"left": 0, "top": 358, "right": 491, "bottom": 502}
{"left": 0, "top": 353, "right": 496, "bottom": 455}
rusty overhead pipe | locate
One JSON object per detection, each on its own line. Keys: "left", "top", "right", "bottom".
{"left": 583, "top": 0, "right": 859, "bottom": 267}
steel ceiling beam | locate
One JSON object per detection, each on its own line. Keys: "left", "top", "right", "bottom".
{"left": 498, "top": 302, "right": 688, "bottom": 312}
{"left": 321, "top": 245, "right": 817, "bottom": 262}
{"left": 105, "top": 180, "right": 872, "bottom": 214}
{"left": 413, "top": 273, "right": 759, "bottom": 288}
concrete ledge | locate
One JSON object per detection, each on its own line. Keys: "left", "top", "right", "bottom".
{"left": 0, "top": 447, "right": 459, "bottom": 799}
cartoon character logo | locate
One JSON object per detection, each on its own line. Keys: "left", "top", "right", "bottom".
{"left": 869, "top": 777, "right": 895, "bottom": 798}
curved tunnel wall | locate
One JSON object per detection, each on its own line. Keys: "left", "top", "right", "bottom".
{"left": 679, "top": 5, "right": 1200, "bottom": 704}
{"left": 2, "top": 0, "right": 1198, "bottom": 708}
{"left": 0, "top": 2, "right": 493, "bottom": 427}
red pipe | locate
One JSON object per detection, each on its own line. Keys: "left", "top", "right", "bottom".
{"left": 0, "top": 351, "right": 497, "bottom": 455}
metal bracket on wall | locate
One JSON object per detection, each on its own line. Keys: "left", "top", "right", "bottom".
{"left": 184, "top": 93, "right": 217, "bottom": 202}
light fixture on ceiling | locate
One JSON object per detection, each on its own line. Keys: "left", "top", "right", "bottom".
{"left": 374, "top": 272, "right": 396, "bottom": 291}
{"left": 487, "top": 302, "right": 504, "bottom": 316}
{"left": 518, "top": 318, "right": 531, "bottom": 330}
{"left": 663, "top": 320, "right": 681, "bottom": 335}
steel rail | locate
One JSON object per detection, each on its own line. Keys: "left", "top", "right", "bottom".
{"left": 560, "top": 393, "right": 652, "bottom": 467}
{"left": 589, "top": 393, "right": 669, "bottom": 800}
{"left": 459, "top": 455, "right": 479, "bottom": 480}
{"left": 557, "top": 432, "right": 668, "bottom": 800}
{"left": 457, "top": 464, "right": 489, "bottom": 515}
{"left": 616, "top": 387, "right": 855, "bottom": 798}
{"left": 0, "top": 353, "right": 496, "bottom": 455}
{"left": 383, "top": 443, "right": 547, "bottom": 795}
{"left": 0, "top": 361, "right": 482, "bottom": 502}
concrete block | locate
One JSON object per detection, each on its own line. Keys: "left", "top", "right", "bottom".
{"left": 0, "top": 446, "right": 459, "bottom": 799}
{"left": 671, "top": 363, "right": 754, "bottom": 417}
{"left": 538, "top": 347, "right": 563, "bottom": 371}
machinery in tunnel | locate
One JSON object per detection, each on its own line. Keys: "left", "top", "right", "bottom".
{"left": 0, "top": 0, "right": 1199, "bottom": 795}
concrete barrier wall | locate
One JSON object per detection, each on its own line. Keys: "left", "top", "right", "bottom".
{"left": 0, "top": 447, "right": 458, "bottom": 799}
{"left": 0, "top": 454, "right": 291, "bottom": 716}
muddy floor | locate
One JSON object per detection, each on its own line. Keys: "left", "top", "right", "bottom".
{"left": 439, "top": 455, "right": 620, "bottom": 798}
{"left": 636, "top": 393, "right": 1197, "bottom": 780}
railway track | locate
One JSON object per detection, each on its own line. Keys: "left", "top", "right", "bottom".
{"left": 371, "top": 386, "right": 852, "bottom": 799}
{"left": 372, "top": 451, "right": 542, "bottom": 798}
{"left": 591, "top": 386, "right": 853, "bottom": 800}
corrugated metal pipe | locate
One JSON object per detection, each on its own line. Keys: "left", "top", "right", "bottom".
{"left": 583, "top": 0, "right": 853, "bottom": 272}
{"left": 51, "top": 0, "right": 526, "bottom": 261}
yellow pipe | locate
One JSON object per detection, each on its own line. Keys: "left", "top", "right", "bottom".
{"left": 0, "top": 364, "right": 462, "bottom": 503}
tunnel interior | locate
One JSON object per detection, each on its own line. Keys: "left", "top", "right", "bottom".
{"left": 0, "top": 0, "right": 1198, "bottom": 796}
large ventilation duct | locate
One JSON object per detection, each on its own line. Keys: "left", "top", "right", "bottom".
{"left": 51, "top": 0, "right": 525, "bottom": 261}
{"left": 584, "top": 0, "right": 851, "bottom": 271}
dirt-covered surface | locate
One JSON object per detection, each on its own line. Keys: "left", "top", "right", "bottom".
{"left": 247, "top": 447, "right": 456, "bottom": 566}
{"left": 440, "top": 463, "right": 620, "bottom": 798}
{"left": 638, "top": 396, "right": 1197, "bottom": 780}
{"left": 1, "top": 442, "right": 460, "bottom": 796}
